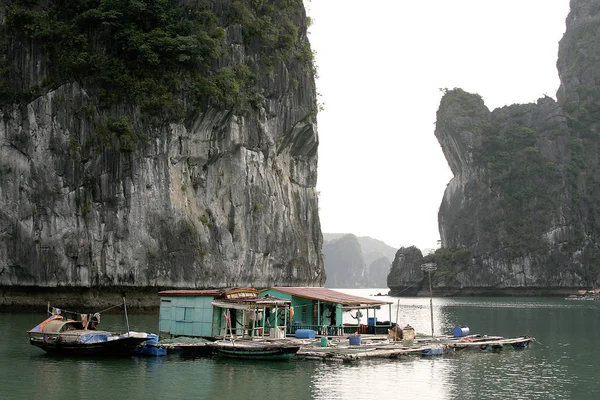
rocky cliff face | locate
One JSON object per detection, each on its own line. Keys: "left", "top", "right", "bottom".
{"left": 387, "top": 246, "right": 425, "bottom": 296}
{"left": 0, "top": 0, "right": 325, "bottom": 292}
{"left": 427, "top": 0, "right": 600, "bottom": 293}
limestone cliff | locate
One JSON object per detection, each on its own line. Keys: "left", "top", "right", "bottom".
{"left": 0, "top": 0, "right": 325, "bottom": 294}
{"left": 427, "top": 0, "right": 600, "bottom": 294}
{"left": 387, "top": 246, "right": 424, "bottom": 296}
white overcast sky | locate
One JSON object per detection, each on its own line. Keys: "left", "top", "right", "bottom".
{"left": 305, "top": 0, "right": 570, "bottom": 251}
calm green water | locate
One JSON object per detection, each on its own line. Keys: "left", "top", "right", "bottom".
{"left": 2, "top": 290, "right": 600, "bottom": 399}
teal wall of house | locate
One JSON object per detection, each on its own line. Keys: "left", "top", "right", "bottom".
{"left": 256, "top": 289, "right": 288, "bottom": 329}
{"left": 159, "top": 295, "right": 216, "bottom": 337}
{"left": 260, "top": 289, "right": 341, "bottom": 328}
{"left": 294, "top": 297, "right": 315, "bottom": 325}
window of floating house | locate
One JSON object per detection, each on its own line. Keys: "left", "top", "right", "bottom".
{"left": 184, "top": 307, "right": 194, "bottom": 322}
{"left": 174, "top": 306, "right": 194, "bottom": 322}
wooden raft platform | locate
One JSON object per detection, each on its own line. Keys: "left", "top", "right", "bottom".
{"left": 160, "top": 340, "right": 213, "bottom": 356}
{"left": 154, "top": 334, "right": 535, "bottom": 362}
{"left": 159, "top": 337, "right": 310, "bottom": 356}
{"left": 295, "top": 335, "right": 535, "bottom": 362}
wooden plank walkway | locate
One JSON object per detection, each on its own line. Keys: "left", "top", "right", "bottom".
{"left": 155, "top": 334, "right": 535, "bottom": 362}
{"left": 295, "top": 335, "right": 535, "bottom": 362}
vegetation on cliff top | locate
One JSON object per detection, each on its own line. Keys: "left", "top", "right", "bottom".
{"left": 438, "top": 83, "right": 600, "bottom": 285}
{"left": 0, "top": 0, "right": 315, "bottom": 119}
{"left": 422, "top": 247, "right": 472, "bottom": 284}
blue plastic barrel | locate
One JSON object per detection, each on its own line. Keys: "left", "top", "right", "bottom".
{"left": 367, "top": 318, "right": 377, "bottom": 334}
{"left": 349, "top": 335, "right": 361, "bottom": 346}
{"left": 452, "top": 326, "right": 470, "bottom": 337}
{"left": 295, "top": 329, "right": 316, "bottom": 339}
{"left": 145, "top": 333, "right": 159, "bottom": 345}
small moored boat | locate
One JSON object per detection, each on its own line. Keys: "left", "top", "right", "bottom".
{"left": 208, "top": 339, "right": 301, "bottom": 361}
{"left": 565, "top": 289, "right": 599, "bottom": 300}
{"left": 28, "top": 301, "right": 154, "bottom": 356}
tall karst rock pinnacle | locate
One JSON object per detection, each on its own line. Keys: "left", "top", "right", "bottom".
{"left": 389, "top": 0, "right": 600, "bottom": 295}
{"left": 0, "top": 0, "right": 325, "bottom": 291}
{"left": 432, "top": 0, "right": 600, "bottom": 293}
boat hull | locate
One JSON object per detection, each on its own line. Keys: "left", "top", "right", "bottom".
{"left": 29, "top": 334, "right": 148, "bottom": 357}
{"left": 209, "top": 341, "right": 300, "bottom": 361}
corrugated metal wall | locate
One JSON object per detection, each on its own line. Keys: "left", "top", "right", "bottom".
{"left": 159, "top": 296, "right": 215, "bottom": 337}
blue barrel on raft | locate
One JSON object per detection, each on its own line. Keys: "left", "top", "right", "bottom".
{"left": 349, "top": 335, "right": 361, "bottom": 346}
{"left": 452, "top": 326, "right": 470, "bottom": 337}
{"left": 295, "top": 329, "right": 316, "bottom": 339}
{"left": 367, "top": 317, "right": 376, "bottom": 334}
{"left": 134, "top": 333, "right": 166, "bottom": 357}
{"left": 145, "top": 333, "right": 159, "bottom": 345}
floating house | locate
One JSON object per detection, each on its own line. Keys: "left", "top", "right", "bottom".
{"left": 158, "top": 287, "right": 393, "bottom": 339}
{"left": 260, "top": 287, "right": 393, "bottom": 336}
{"left": 158, "top": 288, "right": 291, "bottom": 339}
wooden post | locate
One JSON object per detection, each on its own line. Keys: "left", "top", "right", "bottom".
{"left": 123, "top": 297, "right": 130, "bottom": 334}
{"left": 421, "top": 263, "right": 437, "bottom": 339}
{"left": 317, "top": 300, "right": 321, "bottom": 333}
{"left": 251, "top": 306, "right": 256, "bottom": 338}
{"left": 395, "top": 299, "right": 400, "bottom": 331}
{"left": 284, "top": 304, "right": 287, "bottom": 337}
{"left": 261, "top": 306, "right": 267, "bottom": 337}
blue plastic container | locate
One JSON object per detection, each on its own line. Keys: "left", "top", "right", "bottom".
{"left": 135, "top": 344, "right": 167, "bottom": 357}
{"left": 145, "top": 333, "right": 159, "bottom": 345}
{"left": 295, "top": 329, "right": 316, "bottom": 339}
{"left": 422, "top": 347, "right": 444, "bottom": 356}
{"left": 452, "top": 326, "right": 470, "bottom": 337}
{"left": 349, "top": 335, "right": 361, "bottom": 346}
{"left": 367, "top": 317, "right": 377, "bottom": 334}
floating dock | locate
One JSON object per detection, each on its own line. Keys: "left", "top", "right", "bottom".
{"left": 155, "top": 333, "right": 534, "bottom": 362}
{"left": 159, "top": 337, "right": 213, "bottom": 356}
{"left": 295, "top": 334, "right": 535, "bottom": 362}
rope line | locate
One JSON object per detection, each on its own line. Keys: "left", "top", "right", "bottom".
{"left": 49, "top": 301, "right": 124, "bottom": 316}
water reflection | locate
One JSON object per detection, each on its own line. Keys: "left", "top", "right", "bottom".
{"left": 4, "top": 293, "right": 600, "bottom": 400}
{"left": 331, "top": 289, "right": 600, "bottom": 399}
{"left": 311, "top": 358, "right": 455, "bottom": 400}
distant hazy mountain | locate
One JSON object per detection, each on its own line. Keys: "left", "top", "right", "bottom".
{"left": 323, "top": 233, "right": 397, "bottom": 288}
{"left": 368, "top": 256, "right": 393, "bottom": 288}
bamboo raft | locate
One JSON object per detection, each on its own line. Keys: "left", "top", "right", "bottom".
{"left": 160, "top": 337, "right": 311, "bottom": 356}
{"left": 155, "top": 334, "right": 535, "bottom": 362}
{"left": 295, "top": 335, "right": 535, "bottom": 362}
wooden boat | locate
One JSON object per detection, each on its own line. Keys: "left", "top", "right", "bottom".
{"left": 565, "top": 289, "right": 599, "bottom": 300}
{"left": 28, "top": 302, "right": 153, "bottom": 356}
{"left": 565, "top": 294, "right": 596, "bottom": 300}
{"left": 207, "top": 339, "right": 301, "bottom": 360}
{"left": 449, "top": 335, "right": 535, "bottom": 352}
